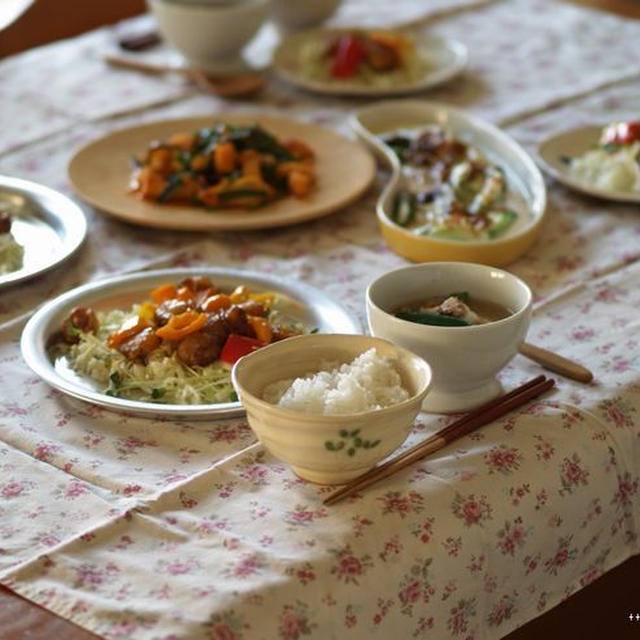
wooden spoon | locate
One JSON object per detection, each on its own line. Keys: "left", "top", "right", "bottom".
{"left": 519, "top": 342, "right": 593, "bottom": 383}
{"left": 104, "top": 54, "right": 265, "bottom": 98}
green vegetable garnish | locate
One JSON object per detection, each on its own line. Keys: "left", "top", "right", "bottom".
{"left": 391, "top": 190, "right": 416, "bottom": 227}
{"left": 428, "top": 227, "right": 476, "bottom": 241}
{"left": 395, "top": 310, "right": 470, "bottom": 327}
{"left": 156, "top": 174, "right": 183, "bottom": 203}
{"left": 384, "top": 136, "right": 411, "bottom": 162}
{"left": 487, "top": 210, "right": 518, "bottom": 239}
{"left": 151, "top": 387, "right": 166, "bottom": 400}
{"left": 231, "top": 126, "right": 294, "bottom": 161}
{"left": 260, "top": 162, "right": 287, "bottom": 190}
{"left": 218, "top": 189, "right": 269, "bottom": 201}
{"left": 106, "top": 371, "right": 122, "bottom": 397}
{"left": 602, "top": 142, "right": 623, "bottom": 153}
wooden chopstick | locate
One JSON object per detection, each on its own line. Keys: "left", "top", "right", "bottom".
{"left": 326, "top": 375, "right": 545, "bottom": 497}
{"left": 519, "top": 343, "right": 593, "bottom": 383}
{"left": 323, "top": 375, "right": 554, "bottom": 506}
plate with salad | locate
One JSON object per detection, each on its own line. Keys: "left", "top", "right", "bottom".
{"left": 68, "top": 114, "right": 375, "bottom": 231}
{"left": 272, "top": 28, "right": 467, "bottom": 97}
{"left": 20, "top": 268, "right": 361, "bottom": 419}
{"left": 536, "top": 120, "right": 640, "bottom": 203}
{"left": 351, "top": 100, "right": 547, "bottom": 266}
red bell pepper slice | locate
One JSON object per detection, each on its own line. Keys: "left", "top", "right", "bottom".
{"left": 220, "top": 333, "right": 265, "bottom": 365}
{"left": 331, "top": 35, "right": 367, "bottom": 78}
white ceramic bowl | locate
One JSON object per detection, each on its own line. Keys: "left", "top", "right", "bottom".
{"left": 270, "top": 0, "right": 341, "bottom": 30}
{"left": 148, "top": 0, "right": 268, "bottom": 72}
{"left": 367, "top": 263, "right": 532, "bottom": 413}
{"left": 231, "top": 334, "right": 432, "bottom": 485}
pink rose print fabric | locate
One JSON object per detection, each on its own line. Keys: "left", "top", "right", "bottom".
{"left": 2, "top": 1, "right": 640, "bottom": 639}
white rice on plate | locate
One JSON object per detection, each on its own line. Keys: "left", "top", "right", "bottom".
{"left": 263, "top": 348, "right": 409, "bottom": 414}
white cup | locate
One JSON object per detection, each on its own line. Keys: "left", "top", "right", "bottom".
{"left": 149, "top": 0, "right": 268, "bottom": 72}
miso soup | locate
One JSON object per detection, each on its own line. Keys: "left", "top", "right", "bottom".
{"left": 394, "top": 292, "right": 511, "bottom": 327}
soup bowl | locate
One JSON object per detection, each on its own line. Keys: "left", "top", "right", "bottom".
{"left": 367, "top": 262, "right": 532, "bottom": 413}
{"left": 148, "top": 0, "right": 268, "bottom": 73}
{"left": 231, "top": 334, "right": 432, "bottom": 485}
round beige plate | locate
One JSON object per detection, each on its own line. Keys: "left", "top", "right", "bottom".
{"left": 67, "top": 115, "right": 376, "bottom": 231}
{"left": 536, "top": 124, "right": 640, "bottom": 203}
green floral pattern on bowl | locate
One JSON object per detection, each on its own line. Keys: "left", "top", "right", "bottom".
{"left": 324, "top": 429, "right": 381, "bottom": 457}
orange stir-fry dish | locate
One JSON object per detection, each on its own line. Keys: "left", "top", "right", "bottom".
{"left": 52, "top": 276, "right": 303, "bottom": 404}
{"left": 130, "top": 124, "right": 316, "bottom": 209}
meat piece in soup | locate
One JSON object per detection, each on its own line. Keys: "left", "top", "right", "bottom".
{"left": 395, "top": 293, "right": 511, "bottom": 327}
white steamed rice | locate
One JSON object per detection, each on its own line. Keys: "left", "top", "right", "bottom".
{"left": 263, "top": 348, "right": 409, "bottom": 415}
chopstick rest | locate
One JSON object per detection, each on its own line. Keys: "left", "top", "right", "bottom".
{"left": 324, "top": 375, "right": 555, "bottom": 506}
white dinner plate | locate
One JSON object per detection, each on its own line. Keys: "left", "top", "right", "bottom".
{"left": 536, "top": 124, "right": 640, "bottom": 203}
{"left": 21, "top": 267, "right": 361, "bottom": 419}
{"left": 0, "top": 175, "right": 86, "bottom": 289}
{"left": 272, "top": 30, "right": 467, "bottom": 97}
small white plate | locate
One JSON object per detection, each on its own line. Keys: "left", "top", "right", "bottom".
{"left": 536, "top": 124, "right": 640, "bottom": 203}
{"left": 0, "top": 176, "right": 86, "bottom": 289}
{"left": 272, "top": 29, "right": 467, "bottom": 97}
{"left": 21, "top": 267, "right": 361, "bottom": 420}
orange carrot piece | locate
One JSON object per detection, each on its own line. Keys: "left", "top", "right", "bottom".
{"left": 150, "top": 283, "right": 178, "bottom": 304}
{"left": 288, "top": 170, "right": 314, "bottom": 197}
{"left": 214, "top": 141, "right": 237, "bottom": 174}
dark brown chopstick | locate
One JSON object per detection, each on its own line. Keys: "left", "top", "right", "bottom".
{"left": 323, "top": 375, "right": 554, "bottom": 506}
{"left": 327, "top": 375, "right": 545, "bottom": 493}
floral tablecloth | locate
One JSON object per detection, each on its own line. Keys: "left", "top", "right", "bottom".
{"left": 2, "top": 1, "right": 640, "bottom": 638}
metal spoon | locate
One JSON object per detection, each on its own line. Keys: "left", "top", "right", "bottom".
{"left": 104, "top": 54, "right": 265, "bottom": 98}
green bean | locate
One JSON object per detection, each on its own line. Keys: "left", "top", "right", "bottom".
{"left": 395, "top": 310, "right": 470, "bottom": 327}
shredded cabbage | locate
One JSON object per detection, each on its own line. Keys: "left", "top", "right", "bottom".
{"left": 569, "top": 142, "right": 640, "bottom": 192}
{"left": 298, "top": 39, "right": 431, "bottom": 88}
{"left": 0, "top": 233, "right": 24, "bottom": 275}
{"left": 63, "top": 308, "right": 235, "bottom": 405}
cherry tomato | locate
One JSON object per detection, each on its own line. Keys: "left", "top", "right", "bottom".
{"left": 331, "top": 35, "right": 367, "bottom": 78}
{"left": 219, "top": 333, "right": 265, "bottom": 365}
{"left": 601, "top": 121, "right": 640, "bottom": 146}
